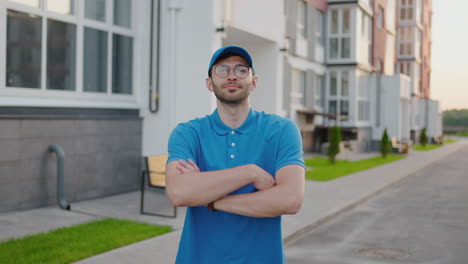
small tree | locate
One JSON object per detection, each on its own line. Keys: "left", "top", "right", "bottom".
{"left": 420, "top": 128, "right": 428, "bottom": 147}
{"left": 328, "top": 125, "right": 341, "bottom": 164}
{"left": 380, "top": 128, "right": 391, "bottom": 158}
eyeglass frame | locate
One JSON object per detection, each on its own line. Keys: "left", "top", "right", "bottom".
{"left": 210, "top": 64, "right": 254, "bottom": 79}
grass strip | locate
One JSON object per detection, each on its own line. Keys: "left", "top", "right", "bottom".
{"left": 444, "top": 139, "right": 457, "bottom": 144}
{"left": 455, "top": 131, "right": 468, "bottom": 137}
{"left": 305, "top": 154, "right": 405, "bottom": 181}
{"left": 0, "top": 218, "right": 172, "bottom": 264}
{"left": 413, "top": 144, "right": 442, "bottom": 151}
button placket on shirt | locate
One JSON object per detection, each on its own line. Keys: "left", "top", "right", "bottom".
{"left": 228, "top": 130, "right": 238, "bottom": 164}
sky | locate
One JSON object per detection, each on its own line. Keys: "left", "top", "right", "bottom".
{"left": 430, "top": 0, "right": 468, "bottom": 110}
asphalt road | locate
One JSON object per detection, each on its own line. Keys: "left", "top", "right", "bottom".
{"left": 285, "top": 147, "right": 468, "bottom": 264}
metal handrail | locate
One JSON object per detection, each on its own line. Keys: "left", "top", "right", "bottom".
{"left": 48, "top": 144, "right": 70, "bottom": 210}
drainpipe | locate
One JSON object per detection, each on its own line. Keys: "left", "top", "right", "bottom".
{"left": 168, "top": 0, "right": 184, "bottom": 129}
{"left": 149, "top": 0, "right": 161, "bottom": 113}
{"left": 48, "top": 144, "right": 70, "bottom": 210}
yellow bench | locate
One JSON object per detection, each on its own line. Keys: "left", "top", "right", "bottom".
{"left": 140, "top": 155, "right": 176, "bottom": 218}
{"left": 391, "top": 137, "right": 409, "bottom": 154}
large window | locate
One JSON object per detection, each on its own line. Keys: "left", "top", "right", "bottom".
{"left": 315, "top": 11, "right": 323, "bottom": 47}
{"left": 291, "top": 69, "right": 307, "bottom": 107}
{"left": 314, "top": 75, "right": 324, "bottom": 109}
{"left": 297, "top": 0, "right": 307, "bottom": 39}
{"left": 398, "top": 27, "right": 412, "bottom": 56}
{"left": 3, "top": 0, "right": 134, "bottom": 96}
{"left": 328, "top": 71, "right": 350, "bottom": 117}
{"left": 329, "top": 8, "right": 351, "bottom": 59}
{"left": 399, "top": 0, "right": 413, "bottom": 20}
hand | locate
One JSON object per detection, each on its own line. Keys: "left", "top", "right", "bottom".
{"left": 176, "top": 159, "right": 200, "bottom": 174}
{"left": 248, "top": 164, "right": 276, "bottom": 191}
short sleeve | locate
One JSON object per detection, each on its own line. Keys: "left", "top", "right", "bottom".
{"left": 274, "top": 120, "right": 305, "bottom": 173}
{"left": 167, "top": 124, "right": 198, "bottom": 164}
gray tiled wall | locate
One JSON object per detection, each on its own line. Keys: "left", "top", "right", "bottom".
{"left": 0, "top": 119, "right": 142, "bottom": 212}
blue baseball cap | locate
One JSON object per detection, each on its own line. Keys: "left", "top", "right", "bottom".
{"left": 208, "top": 45, "right": 254, "bottom": 76}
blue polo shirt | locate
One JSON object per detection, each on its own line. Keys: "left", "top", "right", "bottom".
{"left": 167, "top": 108, "right": 304, "bottom": 264}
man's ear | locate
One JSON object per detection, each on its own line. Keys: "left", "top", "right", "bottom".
{"left": 206, "top": 77, "right": 214, "bottom": 92}
{"left": 250, "top": 75, "right": 258, "bottom": 91}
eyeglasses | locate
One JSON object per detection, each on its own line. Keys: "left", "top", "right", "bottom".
{"left": 213, "top": 65, "right": 251, "bottom": 79}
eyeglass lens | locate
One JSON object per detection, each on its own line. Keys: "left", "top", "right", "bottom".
{"left": 214, "top": 65, "right": 249, "bottom": 78}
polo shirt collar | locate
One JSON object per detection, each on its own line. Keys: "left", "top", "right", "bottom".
{"left": 210, "top": 108, "right": 257, "bottom": 135}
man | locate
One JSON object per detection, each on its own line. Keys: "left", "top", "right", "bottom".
{"left": 166, "top": 45, "right": 305, "bottom": 263}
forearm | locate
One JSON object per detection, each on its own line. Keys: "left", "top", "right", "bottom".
{"left": 166, "top": 164, "right": 253, "bottom": 207}
{"left": 214, "top": 184, "right": 303, "bottom": 218}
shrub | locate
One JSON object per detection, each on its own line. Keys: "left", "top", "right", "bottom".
{"left": 380, "top": 128, "right": 391, "bottom": 158}
{"left": 328, "top": 125, "right": 341, "bottom": 164}
{"left": 420, "top": 128, "right": 428, "bottom": 147}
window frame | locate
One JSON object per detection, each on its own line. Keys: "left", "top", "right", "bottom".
{"left": 328, "top": 7, "right": 352, "bottom": 60}
{"left": 296, "top": 0, "right": 307, "bottom": 39}
{"left": 327, "top": 70, "right": 350, "bottom": 117}
{"left": 0, "top": 0, "right": 138, "bottom": 109}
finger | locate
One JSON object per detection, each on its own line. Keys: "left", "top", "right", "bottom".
{"left": 176, "top": 164, "right": 190, "bottom": 174}
{"left": 178, "top": 160, "right": 194, "bottom": 171}
{"left": 188, "top": 159, "right": 199, "bottom": 170}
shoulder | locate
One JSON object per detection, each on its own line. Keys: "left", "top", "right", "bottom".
{"left": 256, "top": 111, "right": 296, "bottom": 131}
{"left": 173, "top": 114, "right": 211, "bottom": 134}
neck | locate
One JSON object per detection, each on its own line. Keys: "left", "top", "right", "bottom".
{"left": 217, "top": 99, "right": 251, "bottom": 129}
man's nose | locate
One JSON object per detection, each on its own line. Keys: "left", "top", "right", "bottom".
{"left": 227, "top": 68, "right": 237, "bottom": 80}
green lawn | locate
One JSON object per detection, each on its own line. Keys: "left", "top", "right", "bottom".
{"left": 305, "top": 154, "right": 405, "bottom": 181}
{"left": 445, "top": 139, "right": 457, "bottom": 144}
{"left": 413, "top": 144, "right": 442, "bottom": 151}
{"left": 0, "top": 218, "right": 172, "bottom": 264}
{"left": 455, "top": 131, "right": 468, "bottom": 137}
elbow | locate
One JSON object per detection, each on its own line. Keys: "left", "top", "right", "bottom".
{"left": 284, "top": 194, "right": 304, "bottom": 215}
{"left": 166, "top": 188, "right": 186, "bottom": 207}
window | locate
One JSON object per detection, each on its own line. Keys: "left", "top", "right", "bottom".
{"left": 47, "top": 19, "right": 76, "bottom": 91}
{"left": 399, "top": 62, "right": 411, "bottom": 76}
{"left": 328, "top": 71, "right": 350, "bottom": 117}
{"left": 9, "top": 0, "right": 39, "bottom": 7}
{"left": 331, "top": 10, "right": 338, "bottom": 34}
{"left": 316, "top": 11, "right": 324, "bottom": 47}
{"left": 330, "top": 72, "right": 337, "bottom": 96}
{"left": 330, "top": 39, "right": 339, "bottom": 59}
{"left": 342, "top": 9, "right": 350, "bottom": 33}
{"left": 3, "top": 0, "right": 135, "bottom": 97}
{"left": 377, "top": 6, "right": 384, "bottom": 28}
{"left": 329, "top": 8, "right": 351, "bottom": 59}
{"left": 398, "top": 27, "right": 412, "bottom": 56}
{"left": 47, "top": 0, "right": 74, "bottom": 15}
{"left": 400, "top": 0, "right": 413, "bottom": 21}
{"left": 6, "top": 10, "right": 42, "bottom": 88}
{"left": 297, "top": 0, "right": 307, "bottom": 39}
{"left": 85, "top": 0, "right": 106, "bottom": 22}
{"left": 291, "top": 70, "right": 307, "bottom": 107}
{"left": 84, "top": 28, "right": 107, "bottom": 92}
{"left": 315, "top": 76, "right": 323, "bottom": 108}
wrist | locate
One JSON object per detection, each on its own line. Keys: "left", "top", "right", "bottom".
{"left": 207, "top": 200, "right": 216, "bottom": 212}
{"left": 243, "top": 164, "right": 257, "bottom": 183}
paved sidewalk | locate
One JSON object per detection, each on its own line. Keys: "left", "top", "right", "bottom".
{"left": 1, "top": 139, "right": 466, "bottom": 264}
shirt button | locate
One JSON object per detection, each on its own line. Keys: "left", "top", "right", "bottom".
{"left": 230, "top": 154, "right": 235, "bottom": 159}
{"left": 231, "top": 143, "right": 236, "bottom": 147}
{"left": 231, "top": 131, "right": 235, "bottom": 135}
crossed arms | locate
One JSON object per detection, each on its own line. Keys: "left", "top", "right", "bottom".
{"left": 165, "top": 160, "right": 305, "bottom": 218}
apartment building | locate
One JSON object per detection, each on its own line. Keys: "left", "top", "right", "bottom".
{"left": 282, "top": 0, "right": 327, "bottom": 151}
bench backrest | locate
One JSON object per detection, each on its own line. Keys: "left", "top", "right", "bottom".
{"left": 146, "top": 155, "right": 168, "bottom": 188}
{"left": 391, "top": 137, "right": 399, "bottom": 147}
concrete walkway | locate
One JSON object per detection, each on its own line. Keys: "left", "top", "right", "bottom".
{"left": 1, "top": 139, "right": 466, "bottom": 264}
